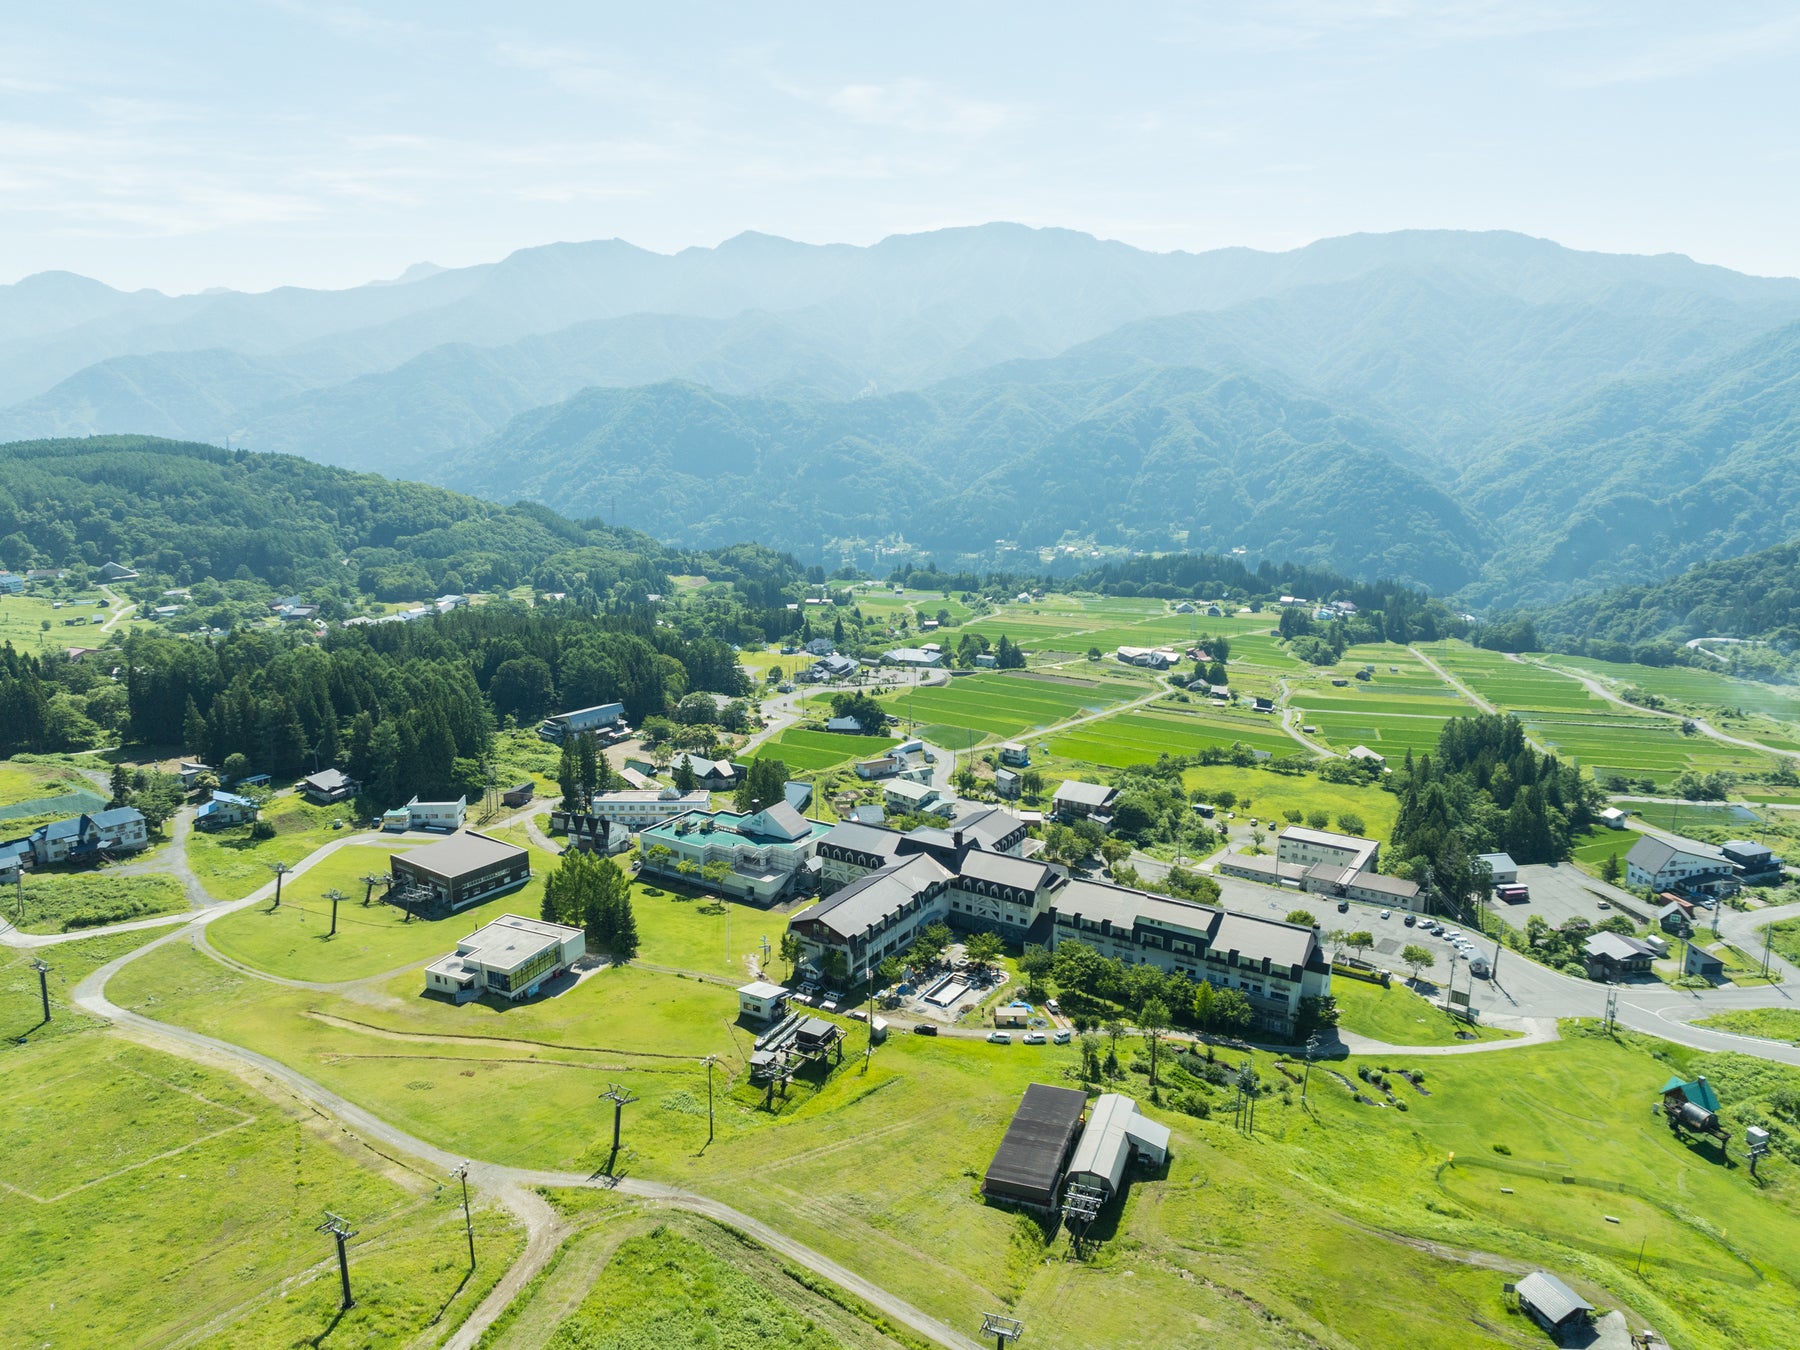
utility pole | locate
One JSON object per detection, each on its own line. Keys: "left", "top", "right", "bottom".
{"left": 32, "top": 958, "right": 51, "bottom": 1023}
{"left": 323, "top": 889, "right": 346, "bottom": 938}
{"left": 451, "top": 1162, "right": 475, "bottom": 1268}
{"left": 1604, "top": 982, "right": 1619, "bottom": 1035}
{"left": 1301, "top": 1032, "right": 1319, "bottom": 1101}
{"left": 600, "top": 1083, "right": 638, "bottom": 1172}
{"left": 316, "top": 1213, "right": 358, "bottom": 1311}
{"left": 267, "top": 860, "right": 292, "bottom": 910}
{"left": 700, "top": 1056, "right": 718, "bottom": 1145}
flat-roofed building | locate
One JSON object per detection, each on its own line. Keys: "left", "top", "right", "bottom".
{"left": 391, "top": 831, "right": 531, "bottom": 916}
{"left": 403, "top": 796, "right": 467, "bottom": 832}
{"left": 737, "top": 980, "right": 789, "bottom": 1022}
{"left": 589, "top": 787, "right": 710, "bottom": 829}
{"left": 424, "top": 914, "right": 584, "bottom": 1003}
{"left": 1276, "top": 826, "right": 1378, "bottom": 873}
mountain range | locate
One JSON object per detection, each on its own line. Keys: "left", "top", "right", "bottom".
{"left": 6, "top": 224, "right": 1800, "bottom": 602}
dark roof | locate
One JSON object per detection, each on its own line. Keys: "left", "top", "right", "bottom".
{"left": 395, "top": 831, "right": 527, "bottom": 879}
{"left": 955, "top": 850, "right": 1053, "bottom": 893}
{"left": 820, "top": 821, "right": 905, "bottom": 858}
{"left": 1515, "top": 1271, "right": 1592, "bottom": 1325}
{"left": 799, "top": 855, "right": 951, "bottom": 941}
{"left": 983, "top": 1083, "right": 1088, "bottom": 1206}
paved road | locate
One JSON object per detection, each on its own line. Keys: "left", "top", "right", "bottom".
{"left": 39, "top": 836, "right": 985, "bottom": 1350}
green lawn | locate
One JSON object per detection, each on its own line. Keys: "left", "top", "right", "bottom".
{"left": 633, "top": 879, "right": 796, "bottom": 982}
{"left": 1332, "top": 975, "right": 1519, "bottom": 1046}
{"left": 1571, "top": 823, "right": 1644, "bottom": 880}
{"left": 203, "top": 842, "right": 549, "bottom": 982}
{"left": 0, "top": 757, "right": 105, "bottom": 817}
{"left": 1694, "top": 1008, "right": 1800, "bottom": 1044}
{"left": 1177, "top": 765, "right": 1399, "bottom": 840}
{"left": 0, "top": 589, "right": 139, "bottom": 649}
{"left": 106, "top": 909, "right": 1800, "bottom": 1350}
{"left": 185, "top": 794, "right": 375, "bottom": 900}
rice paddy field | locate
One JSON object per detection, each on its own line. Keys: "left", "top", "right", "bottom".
{"left": 877, "top": 669, "right": 1140, "bottom": 746}
{"left": 1050, "top": 704, "right": 1300, "bottom": 767}
{"left": 1543, "top": 655, "right": 1800, "bottom": 724}
{"left": 1421, "top": 642, "right": 1782, "bottom": 785}
{"left": 752, "top": 725, "right": 899, "bottom": 773}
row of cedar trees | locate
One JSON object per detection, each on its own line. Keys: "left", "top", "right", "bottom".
{"left": 540, "top": 849, "right": 639, "bottom": 962}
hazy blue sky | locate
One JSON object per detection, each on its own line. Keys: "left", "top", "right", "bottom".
{"left": 5, "top": 2, "right": 1798, "bottom": 293}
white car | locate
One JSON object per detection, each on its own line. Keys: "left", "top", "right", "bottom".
{"left": 987, "top": 1031, "right": 1012, "bottom": 1044}
{"left": 1023, "top": 1032, "right": 1047, "bottom": 1045}
{"left": 1379, "top": 909, "right": 1391, "bottom": 920}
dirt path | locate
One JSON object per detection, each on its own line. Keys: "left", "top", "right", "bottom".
{"left": 98, "top": 584, "right": 135, "bottom": 632}
{"left": 1276, "top": 678, "right": 1334, "bottom": 756}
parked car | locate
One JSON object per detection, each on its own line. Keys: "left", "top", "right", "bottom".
{"left": 1403, "top": 913, "right": 1416, "bottom": 926}
{"left": 987, "top": 1031, "right": 1012, "bottom": 1044}
{"left": 1336, "top": 899, "right": 1349, "bottom": 913}
{"left": 1045, "top": 998, "right": 1060, "bottom": 1014}
{"left": 1023, "top": 1032, "right": 1047, "bottom": 1045}
{"left": 1597, "top": 900, "right": 1611, "bottom": 910}
{"left": 1052, "top": 1029, "right": 1072, "bottom": 1045}
{"left": 912, "top": 1023, "right": 938, "bottom": 1036}
{"left": 1379, "top": 909, "right": 1391, "bottom": 920}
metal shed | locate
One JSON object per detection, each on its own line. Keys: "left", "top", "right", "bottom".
{"left": 1515, "top": 1270, "right": 1593, "bottom": 1339}
{"left": 982, "top": 1084, "right": 1087, "bottom": 1211}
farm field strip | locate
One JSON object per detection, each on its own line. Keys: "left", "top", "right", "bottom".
{"left": 753, "top": 726, "right": 897, "bottom": 772}
{"left": 1307, "top": 711, "right": 1458, "bottom": 755}
{"left": 1050, "top": 708, "right": 1298, "bottom": 767}
{"left": 877, "top": 672, "right": 1134, "bottom": 741}
{"left": 1543, "top": 655, "right": 1800, "bottom": 722}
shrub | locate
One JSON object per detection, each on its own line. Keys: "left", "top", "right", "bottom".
{"left": 1172, "top": 1092, "right": 1211, "bottom": 1119}
{"left": 1492, "top": 1143, "right": 1511, "bottom": 1155}
{"left": 249, "top": 819, "right": 276, "bottom": 840}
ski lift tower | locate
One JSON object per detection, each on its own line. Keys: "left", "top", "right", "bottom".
{"left": 981, "top": 1313, "right": 1024, "bottom": 1349}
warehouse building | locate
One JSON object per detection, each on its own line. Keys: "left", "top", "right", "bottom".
{"left": 982, "top": 1083, "right": 1089, "bottom": 1212}
{"left": 390, "top": 831, "right": 531, "bottom": 917}
{"left": 538, "top": 701, "right": 628, "bottom": 744}
{"left": 1063, "top": 1093, "right": 1170, "bottom": 1202}
{"left": 424, "top": 914, "right": 585, "bottom": 1003}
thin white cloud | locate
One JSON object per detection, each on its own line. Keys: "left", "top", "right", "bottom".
{"left": 1552, "top": 13, "right": 1800, "bottom": 87}
{"left": 822, "top": 78, "right": 1026, "bottom": 137}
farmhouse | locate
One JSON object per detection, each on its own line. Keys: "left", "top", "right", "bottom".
{"left": 1276, "top": 826, "right": 1378, "bottom": 873}
{"left": 884, "top": 779, "right": 940, "bottom": 814}
{"left": 0, "top": 840, "right": 30, "bottom": 882}
{"left": 1063, "top": 1093, "right": 1170, "bottom": 1202}
{"left": 390, "top": 831, "right": 531, "bottom": 916}
{"left": 982, "top": 1084, "right": 1088, "bottom": 1212}
{"left": 1114, "top": 646, "right": 1180, "bottom": 669}
{"left": 587, "top": 787, "right": 710, "bottom": 829}
{"left": 1583, "top": 931, "right": 1657, "bottom": 981}
{"left": 1626, "top": 837, "right": 1732, "bottom": 894}
{"left": 1346, "top": 745, "right": 1386, "bottom": 768}
{"left": 1052, "top": 779, "right": 1118, "bottom": 823}
{"left": 299, "top": 767, "right": 358, "bottom": 804}
{"left": 28, "top": 807, "right": 149, "bottom": 864}
{"left": 825, "top": 716, "right": 864, "bottom": 732}
{"left": 537, "top": 702, "right": 627, "bottom": 745}
{"left": 854, "top": 755, "right": 900, "bottom": 780}
{"left": 667, "top": 753, "right": 738, "bottom": 791}
{"left": 424, "top": 914, "right": 584, "bottom": 1003}
{"left": 637, "top": 802, "right": 830, "bottom": 904}
{"left": 999, "top": 742, "right": 1030, "bottom": 766}
{"left": 195, "top": 790, "right": 257, "bottom": 829}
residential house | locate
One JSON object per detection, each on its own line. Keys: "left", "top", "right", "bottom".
{"left": 1721, "top": 840, "right": 1783, "bottom": 884}
{"left": 1657, "top": 901, "right": 1693, "bottom": 937}
{"left": 994, "top": 768, "right": 1020, "bottom": 799}
{"left": 854, "top": 755, "right": 901, "bottom": 780}
{"left": 999, "top": 742, "right": 1030, "bottom": 767}
{"left": 884, "top": 647, "right": 944, "bottom": 667}
{"left": 424, "top": 914, "right": 583, "bottom": 1003}
{"left": 299, "top": 768, "right": 358, "bottom": 804}
{"left": 1683, "top": 943, "right": 1726, "bottom": 981}
{"left": 1114, "top": 646, "right": 1180, "bottom": 669}
{"left": 195, "top": 791, "right": 257, "bottom": 829}
{"left": 29, "top": 807, "right": 149, "bottom": 864}
{"left": 667, "top": 753, "right": 738, "bottom": 791}
{"left": 1346, "top": 745, "right": 1387, "bottom": 769}
{"left": 1583, "top": 931, "right": 1657, "bottom": 981}
{"left": 884, "top": 779, "right": 939, "bottom": 814}
{"left": 1051, "top": 780, "right": 1117, "bottom": 823}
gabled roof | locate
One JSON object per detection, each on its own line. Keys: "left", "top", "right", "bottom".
{"left": 90, "top": 807, "right": 144, "bottom": 829}
{"left": 799, "top": 854, "right": 952, "bottom": 941}
{"left": 1626, "top": 835, "right": 1724, "bottom": 873}
{"left": 820, "top": 821, "right": 906, "bottom": 858}
{"left": 954, "top": 850, "right": 1053, "bottom": 893}
{"left": 301, "top": 767, "right": 354, "bottom": 791}
{"left": 1585, "top": 931, "right": 1655, "bottom": 962}
{"left": 1659, "top": 1074, "right": 1721, "bottom": 1111}
{"left": 1052, "top": 780, "right": 1116, "bottom": 807}
{"left": 1514, "top": 1271, "right": 1592, "bottom": 1324}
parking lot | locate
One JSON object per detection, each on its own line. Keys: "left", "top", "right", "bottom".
{"left": 1489, "top": 862, "right": 1647, "bottom": 934}
{"left": 1210, "top": 874, "right": 1499, "bottom": 986}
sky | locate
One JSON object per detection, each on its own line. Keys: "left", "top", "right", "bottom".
{"left": 4, "top": 2, "right": 1799, "bottom": 294}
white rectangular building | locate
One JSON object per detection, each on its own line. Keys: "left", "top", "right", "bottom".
{"left": 405, "top": 796, "right": 467, "bottom": 831}
{"left": 424, "top": 914, "right": 585, "bottom": 1003}
{"left": 1064, "top": 1093, "right": 1171, "bottom": 1200}
{"left": 589, "top": 787, "right": 710, "bottom": 829}
{"left": 1275, "top": 826, "right": 1378, "bottom": 873}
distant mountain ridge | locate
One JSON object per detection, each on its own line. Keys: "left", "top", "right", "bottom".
{"left": 6, "top": 224, "right": 1800, "bottom": 601}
